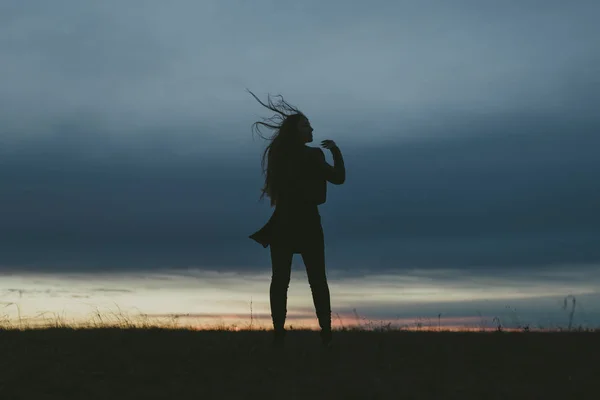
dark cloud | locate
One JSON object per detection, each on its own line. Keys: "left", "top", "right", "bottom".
{"left": 0, "top": 109, "right": 598, "bottom": 273}
{"left": 90, "top": 288, "right": 134, "bottom": 294}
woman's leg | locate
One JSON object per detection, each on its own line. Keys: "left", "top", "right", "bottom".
{"left": 269, "top": 244, "right": 294, "bottom": 333}
{"left": 301, "top": 241, "right": 332, "bottom": 336}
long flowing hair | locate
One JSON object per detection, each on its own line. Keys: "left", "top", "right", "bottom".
{"left": 247, "top": 89, "right": 306, "bottom": 207}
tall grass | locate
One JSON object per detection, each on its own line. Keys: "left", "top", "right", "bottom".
{"left": 564, "top": 295, "right": 577, "bottom": 330}
{"left": 1, "top": 296, "right": 598, "bottom": 332}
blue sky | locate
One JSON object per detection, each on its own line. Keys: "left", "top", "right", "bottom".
{"left": 1, "top": 0, "right": 599, "bottom": 329}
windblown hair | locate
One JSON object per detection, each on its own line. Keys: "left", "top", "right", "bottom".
{"left": 247, "top": 89, "right": 306, "bottom": 207}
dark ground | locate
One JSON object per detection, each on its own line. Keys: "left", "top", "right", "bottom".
{"left": 1, "top": 328, "right": 598, "bottom": 399}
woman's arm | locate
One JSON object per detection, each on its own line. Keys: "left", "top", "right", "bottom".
{"left": 315, "top": 145, "right": 345, "bottom": 185}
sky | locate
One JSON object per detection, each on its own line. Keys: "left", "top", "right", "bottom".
{"left": 1, "top": 0, "right": 599, "bottom": 330}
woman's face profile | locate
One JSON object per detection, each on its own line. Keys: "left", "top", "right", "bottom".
{"left": 297, "top": 117, "right": 314, "bottom": 144}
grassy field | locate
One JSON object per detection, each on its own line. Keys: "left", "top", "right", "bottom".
{"left": 1, "top": 327, "right": 598, "bottom": 399}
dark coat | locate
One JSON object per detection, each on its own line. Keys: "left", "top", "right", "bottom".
{"left": 249, "top": 145, "right": 345, "bottom": 253}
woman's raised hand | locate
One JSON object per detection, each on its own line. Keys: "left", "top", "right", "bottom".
{"left": 320, "top": 140, "right": 338, "bottom": 150}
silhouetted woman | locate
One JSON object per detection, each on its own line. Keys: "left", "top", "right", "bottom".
{"left": 247, "top": 90, "right": 345, "bottom": 347}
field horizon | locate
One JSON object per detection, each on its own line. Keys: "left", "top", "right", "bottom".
{"left": 2, "top": 324, "right": 599, "bottom": 399}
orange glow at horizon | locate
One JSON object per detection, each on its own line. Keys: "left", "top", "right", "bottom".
{"left": 1, "top": 267, "right": 599, "bottom": 330}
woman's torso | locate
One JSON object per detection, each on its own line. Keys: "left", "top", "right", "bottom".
{"left": 274, "top": 146, "right": 325, "bottom": 209}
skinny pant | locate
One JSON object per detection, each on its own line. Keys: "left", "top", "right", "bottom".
{"left": 269, "top": 241, "right": 332, "bottom": 332}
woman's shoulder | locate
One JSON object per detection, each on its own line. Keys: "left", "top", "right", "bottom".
{"left": 304, "top": 146, "right": 324, "bottom": 157}
{"left": 302, "top": 147, "right": 325, "bottom": 174}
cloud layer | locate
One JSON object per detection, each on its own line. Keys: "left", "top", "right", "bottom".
{"left": 1, "top": 109, "right": 598, "bottom": 273}
{"left": 1, "top": 0, "right": 599, "bottom": 275}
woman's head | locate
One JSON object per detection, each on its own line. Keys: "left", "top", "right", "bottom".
{"left": 248, "top": 90, "right": 312, "bottom": 144}
{"left": 278, "top": 113, "right": 314, "bottom": 145}
{"left": 247, "top": 89, "right": 313, "bottom": 206}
